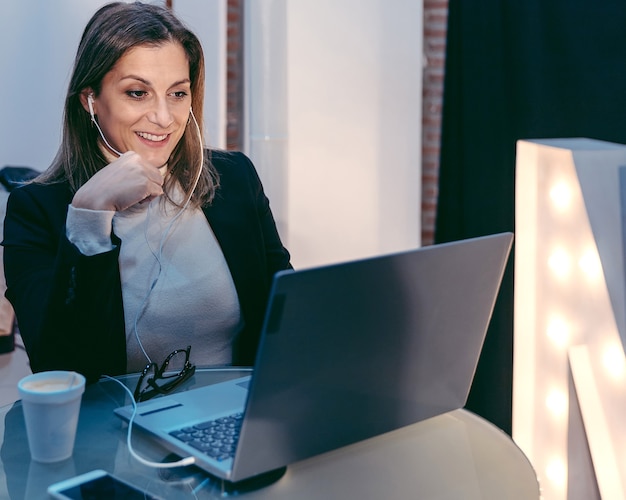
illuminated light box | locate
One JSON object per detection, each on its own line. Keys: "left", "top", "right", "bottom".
{"left": 514, "top": 138, "right": 626, "bottom": 499}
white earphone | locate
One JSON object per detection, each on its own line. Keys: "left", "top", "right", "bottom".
{"left": 87, "top": 93, "right": 96, "bottom": 120}
{"left": 87, "top": 93, "right": 123, "bottom": 156}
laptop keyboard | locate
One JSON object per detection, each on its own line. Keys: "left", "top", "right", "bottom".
{"left": 169, "top": 412, "right": 244, "bottom": 462}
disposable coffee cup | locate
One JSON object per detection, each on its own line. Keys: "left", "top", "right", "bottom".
{"left": 18, "top": 370, "right": 86, "bottom": 463}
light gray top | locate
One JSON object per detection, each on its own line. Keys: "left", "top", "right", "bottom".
{"left": 66, "top": 191, "right": 242, "bottom": 372}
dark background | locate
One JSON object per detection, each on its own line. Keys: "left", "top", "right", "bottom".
{"left": 436, "top": 1, "right": 626, "bottom": 434}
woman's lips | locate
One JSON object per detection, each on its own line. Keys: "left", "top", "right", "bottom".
{"left": 136, "top": 131, "right": 168, "bottom": 142}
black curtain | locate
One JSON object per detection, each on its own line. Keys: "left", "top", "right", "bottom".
{"left": 436, "top": 1, "right": 626, "bottom": 435}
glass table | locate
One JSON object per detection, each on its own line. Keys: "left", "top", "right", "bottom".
{"left": 0, "top": 368, "right": 540, "bottom": 499}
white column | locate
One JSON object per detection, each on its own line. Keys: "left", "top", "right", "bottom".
{"left": 243, "top": 0, "right": 289, "bottom": 238}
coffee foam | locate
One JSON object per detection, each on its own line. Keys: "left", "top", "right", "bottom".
{"left": 21, "top": 379, "right": 73, "bottom": 393}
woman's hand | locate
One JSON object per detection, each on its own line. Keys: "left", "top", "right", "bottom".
{"left": 71, "top": 151, "right": 164, "bottom": 211}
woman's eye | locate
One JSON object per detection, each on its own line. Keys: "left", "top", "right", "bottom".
{"left": 172, "top": 91, "right": 188, "bottom": 99}
{"left": 127, "top": 90, "right": 148, "bottom": 99}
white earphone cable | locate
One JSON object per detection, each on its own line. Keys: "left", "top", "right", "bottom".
{"left": 131, "top": 107, "right": 205, "bottom": 364}
{"left": 88, "top": 95, "right": 123, "bottom": 157}
{"left": 102, "top": 375, "right": 196, "bottom": 469}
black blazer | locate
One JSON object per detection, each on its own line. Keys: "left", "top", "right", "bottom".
{"left": 2, "top": 150, "right": 291, "bottom": 383}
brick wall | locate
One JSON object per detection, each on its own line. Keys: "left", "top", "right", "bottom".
{"left": 226, "top": 0, "right": 244, "bottom": 150}
{"left": 422, "top": 0, "right": 448, "bottom": 245}
{"left": 225, "top": 1, "right": 449, "bottom": 245}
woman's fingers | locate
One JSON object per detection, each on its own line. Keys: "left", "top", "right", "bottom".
{"left": 71, "top": 152, "right": 165, "bottom": 211}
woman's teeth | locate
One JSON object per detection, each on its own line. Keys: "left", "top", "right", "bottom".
{"left": 137, "top": 132, "right": 167, "bottom": 142}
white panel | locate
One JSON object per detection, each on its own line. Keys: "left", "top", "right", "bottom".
{"left": 244, "top": 0, "right": 289, "bottom": 237}
{"left": 245, "top": 0, "right": 423, "bottom": 268}
{"left": 286, "top": 0, "right": 422, "bottom": 267}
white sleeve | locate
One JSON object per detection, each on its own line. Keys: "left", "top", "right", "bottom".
{"left": 66, "top": 205, "right": 116, "bottom": 256}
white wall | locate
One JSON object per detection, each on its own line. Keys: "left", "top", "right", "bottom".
{"left": 0, "top": 0, "right": 226, "bottom": 172}
{"left": 245, "top": 0, "right": 423, "bottom": 269}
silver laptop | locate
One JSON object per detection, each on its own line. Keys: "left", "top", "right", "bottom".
{"left": 115, "top": 232, "right": 513, "bottom": 485}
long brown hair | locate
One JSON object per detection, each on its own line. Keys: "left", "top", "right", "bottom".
{"left": 37, "top": 1, "right": 219, "bottom": 207}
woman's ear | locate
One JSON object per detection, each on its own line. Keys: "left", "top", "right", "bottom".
{"left": 79, "top": 89, "right": 95, "bottom": 116}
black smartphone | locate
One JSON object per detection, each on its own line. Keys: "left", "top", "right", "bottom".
{"left": 47, "top": 469, "right": 163, "bottom": 499}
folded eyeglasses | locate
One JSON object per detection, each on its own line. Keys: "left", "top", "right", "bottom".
{"left": 134, "top": 346, "right": 196, "bottom": 402}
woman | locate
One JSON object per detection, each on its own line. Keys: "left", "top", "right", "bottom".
{"left": 2, "top": 2, "right": 291, "bottom": 384}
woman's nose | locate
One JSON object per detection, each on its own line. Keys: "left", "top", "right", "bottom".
{"left": 147, "top": 98, "right": 174, "bottom": 128}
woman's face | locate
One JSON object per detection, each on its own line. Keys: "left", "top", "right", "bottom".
{"left": 88, "top": 42, "right": 192, "bottom": 168}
